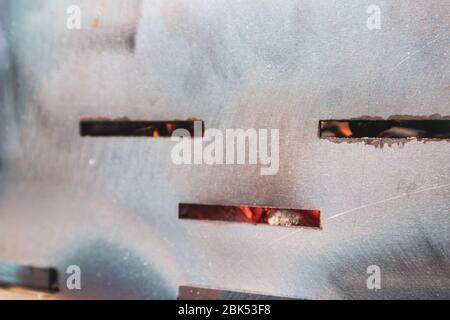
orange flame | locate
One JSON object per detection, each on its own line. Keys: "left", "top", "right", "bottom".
{"left": 339, "top": 122, "right": 353, "bottom": 137}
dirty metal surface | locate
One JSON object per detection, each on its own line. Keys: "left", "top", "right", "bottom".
{"left": 0, "top": 0, "right": 449, "bottom": 299}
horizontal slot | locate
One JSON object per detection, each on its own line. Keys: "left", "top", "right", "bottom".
{"left": 178, "top": 286, "right": 294, "bottom": 300}
{"left": 179, "top": 204, "right": 321, "bottom": 229}
{"left": 0, "top": 263, "right": 59, "bottom": 293}
{"left": 320, "top": 120, "right": 450, "bottom": 139}
{"left": 80, "top": 120, "right": 203, "bottom": 137}
{"left": 64, "top": 30, "right": 136, "bottom": 52}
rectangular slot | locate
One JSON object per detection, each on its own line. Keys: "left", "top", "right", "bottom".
{"left": 66, "top": 31, "right": 136, "bottom": 52}
{"left": 179, "top": 204, "right": 321, "bottom": 229}
{"left": 320, "top": 120, "right": 450, "bottom": 139}
{"left": 80, "top": 120, "right": 204, "bottom": 137}
{"left": 0, "top": 263, "right": 59, "bottom": 293}
{"left": 178, "top": 286, "right": 293, "bottom": 300}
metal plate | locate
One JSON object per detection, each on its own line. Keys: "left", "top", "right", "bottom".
{"left": 0, "top": 0, "right": 449, "bottom": 299}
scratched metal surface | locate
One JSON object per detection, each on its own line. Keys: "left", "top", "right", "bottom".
{"left": 0, "top": 0, "right": 449, "bottom": 299}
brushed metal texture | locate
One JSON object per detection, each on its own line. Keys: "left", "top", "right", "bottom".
{"left": 0, "top": 0, "right": 449, "bottom": 299}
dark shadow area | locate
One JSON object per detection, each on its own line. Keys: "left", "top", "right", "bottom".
{"left": 80, "top": 120, "right": 203, "bottom": 137}
{"left": 320, "top": 120, "right": 450, "bottom": 139}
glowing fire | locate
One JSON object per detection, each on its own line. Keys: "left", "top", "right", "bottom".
{"left": 180, "top": 204, "right": 321, "bottom": 229}
{"left": 80, "top": 120, "right": 200, "bottom": 137}
{"left": 320, "top": 120, "right": 353, "bottom": 138}
{"left": 338, "top": 122, "right": 352, "bottom": 137}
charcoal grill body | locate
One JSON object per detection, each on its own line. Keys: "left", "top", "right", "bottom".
{"left": 0, "top": 0, "right": 449, "bottom": 299}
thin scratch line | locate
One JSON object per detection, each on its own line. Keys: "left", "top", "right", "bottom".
{"left": 393, "top": 35, "right": 445, "bottom": 69}
{"left": 394, "top": 49, "right": 422, "bottom": 68}
{"left": 259, "top": 183, "right": 450, "bottom": 250}
{"left": 327, "top": 183, "right": 450, "bottom": 221}
{"left": 228, "top": 182, "right": 450, "bottom": 275}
